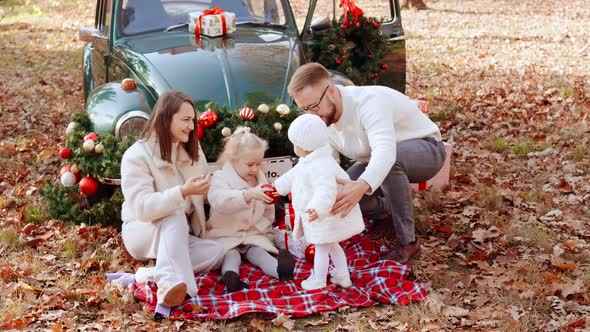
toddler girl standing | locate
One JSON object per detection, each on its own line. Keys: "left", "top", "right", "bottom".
{"left": 274, "top": 114, "right": 365, "bottom": 290}
{"left": 206, "top": 127, "right": 295, "bottom": 292}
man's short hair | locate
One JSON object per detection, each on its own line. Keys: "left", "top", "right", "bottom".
{"left": 288, "top": 63, "right": 331, "bottom": 97}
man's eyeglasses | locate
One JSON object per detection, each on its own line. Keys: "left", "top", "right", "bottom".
{"left": 297, "top": 85, "right": 330, "bottom": 114}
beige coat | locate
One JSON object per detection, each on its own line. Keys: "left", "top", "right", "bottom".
{"left": 206, "top": 163, "right": 278, "bottom": 255}
{"left": 121, "top": 137, "right": 208, "bottom": 238}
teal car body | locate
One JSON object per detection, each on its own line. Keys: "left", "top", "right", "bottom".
{"left": 81, "top": 0, "right": 406, "bottom": 139}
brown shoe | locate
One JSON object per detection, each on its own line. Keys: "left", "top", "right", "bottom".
{"left": 382, "top": 241, "right": 421, "bottom": 264}
{"left": 367, "top": 215, "right": 395, "bottom": 241}
{"left": 161, "top": 282, "right": 187, "bottom": 307}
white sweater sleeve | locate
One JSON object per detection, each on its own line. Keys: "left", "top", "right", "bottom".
{"left": 357, "top": 99, "right": 397, "bottom": 194}
{"left": 273, "top": 167, "right": 296, "bottom": 196}
{"left": 121, "top": 151, "right": 185, "bottom": 222}
{"left": 207, "top": 171, "right": 249, "bottom": 214}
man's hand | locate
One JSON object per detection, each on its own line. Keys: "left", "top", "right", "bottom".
{"left": 331, "top": 178, "right": 370, "bottom": 217}
{"left": 305, "top": 209, "right": 318, "bottom": 222}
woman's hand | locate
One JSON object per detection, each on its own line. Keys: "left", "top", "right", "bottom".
{"left": 244, "top": 185, "right": 274, "bottom": 204}
{"left": 181, "top": 175, "right": 210, "bottom": 198}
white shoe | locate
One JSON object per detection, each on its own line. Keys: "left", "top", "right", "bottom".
{"left": 301, "top": 271, "right": 327, "bottom": 290}
{"left": 330, "top": 274, "right": 352, "bottom": 288}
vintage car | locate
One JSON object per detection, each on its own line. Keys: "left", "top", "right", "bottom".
{"left": 80, "top": 0, "right": 406, "bottom": 142}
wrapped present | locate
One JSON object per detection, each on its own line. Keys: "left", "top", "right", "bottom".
{"left": 412, "top": 142, "right": 453, "bottom": 191}
{"left": 189, "top": 6, "right": 236, "bottom": 38}
{"left": 273, "top": 203, "right": 309, "bottom": 259}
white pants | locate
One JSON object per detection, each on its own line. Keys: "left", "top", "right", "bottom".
{"left": 122, "top": 214, "right": 224, "bottom": 299}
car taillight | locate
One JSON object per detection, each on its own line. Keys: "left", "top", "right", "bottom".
{"left": 121, "top": 78, "right": 136, "bottom": 90}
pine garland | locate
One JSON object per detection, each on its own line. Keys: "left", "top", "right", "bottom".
{"left": 313, "top": 14, "right": 388, "bottom": 85}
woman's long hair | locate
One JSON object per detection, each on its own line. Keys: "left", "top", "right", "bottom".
{"left": 141, "top": 90, "right": 199, "bottom": 163}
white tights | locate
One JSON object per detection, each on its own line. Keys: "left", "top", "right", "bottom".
{"left": 313, "top": 242, "right": 349, "bottom": 281}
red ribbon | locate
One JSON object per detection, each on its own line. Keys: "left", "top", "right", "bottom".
{"left": 194, "top": 6, "right": 227, "bottom": 38}
{"left": 339, "top": 0, "right": 364, "bottom": 26}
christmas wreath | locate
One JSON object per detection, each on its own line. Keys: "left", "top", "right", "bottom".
{"left": 313, "top": 0, "right": 388, "bottom": 85}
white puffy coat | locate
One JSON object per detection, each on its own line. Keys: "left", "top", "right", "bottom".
{"left": 274, "top": 145, "right": 365, "bottom": 244}
{"left": 121, "top": 137, "right": 209, "bottom": 239}
{"left": 206, "top": 163, "right": 278, "bottom": 255}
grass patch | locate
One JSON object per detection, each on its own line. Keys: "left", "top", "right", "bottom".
{"left": 429, "top": 111, "right": 447, "bottom": 122}
{"left": 571, "top": 144, "right": 588, "bottom": 161}
{"left": 23, "top": 204, "right": 45, "bottom": 224}
{"left": 506, "top": 224, "right": 553, "bottom": 253}
{"left": 64, "top": 240, "right": 78, "bottom": 260}
{"left": 0, "top": 228, "right": 21, "bottom": 250}
{"left": 477, "top": 187, "right": 502, "bottom": 210}
{"left": 512, "top": 142, "right": 531, "bottom": 157}
{"left": 490, "top": 138, "right": 509, "bottom": 153}
{"left": 414, "top": 207, "right": 431, "bottom": 236}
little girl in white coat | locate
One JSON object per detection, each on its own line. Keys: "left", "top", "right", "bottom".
{"left": 274, "top": 114, "right": 365, "bottom": 290}
{"left": 206, "top": 127, "right": 295, "bottom": 292}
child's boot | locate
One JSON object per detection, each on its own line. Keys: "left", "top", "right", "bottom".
{"left": 277, "top": 249, "right": 295, "bottom": 281}
{"left": 222, "top": 271, "right": 248, "bottom": 292}
{"left": 330, "top": 273, "right": 353, "bottom": 288}
{"left": 301, "top": 270, "right": 327, "bottom": 290}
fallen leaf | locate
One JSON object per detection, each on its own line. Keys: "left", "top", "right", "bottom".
{"left": 272, "top": 313, "right": 295, "bottom": 331}
{"left": 552, "top": 260, "right": 576, "bottom": 271}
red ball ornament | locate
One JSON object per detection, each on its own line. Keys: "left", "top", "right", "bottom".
{"left": 367, "top": 19, "right": 372, "bottom": 24}
{"left": 262, "top": 184, "right": 279, "bottom": 205}
{"left": 341, "top": 55, "right": 347, "bottom": 59}
{"left": 373, "top": 72, "right": 379, "bottom": 77}
{"left": 59, "top": 147, "right": 71, "bottom": 159}
{"left": 79, "top": 176, "right": 99, "bottom": 196}
{"left": 239, "top": 107, "right": 255, "bottom": 121}
{"left": 199, "top": 110, "right": 218, "bottom": 128}
{"left": 305, "top": 244, "right": 316, "bottom": 264}
{"left": 381, "top": 63, "right": 388, "bottom": 70}
{"left": 59, "top": 164, "right": 72, "bottom": 178}
{"left": 368, "top": 54, "right": 373, "bottom": 59}
{"left": 340, "top": 24, "right": 347, "bottom": 30}
{"left": 197, "top": 123, "right": 204, "bottom": 140}
{"left": 341, "top": 38, "right": 347, "bottom": 42}
{"left": 83, "top": 132, "right": 98, "bottom": 142}
{"left": 335, "top": 59, "right": 342, "bottom": 65}
{"left": 373, "top": 22, "right": 380, "bottom": 29}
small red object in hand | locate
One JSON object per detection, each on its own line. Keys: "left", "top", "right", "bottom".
{"left": 262, "top": 184, "right": 280, "bottom": 205}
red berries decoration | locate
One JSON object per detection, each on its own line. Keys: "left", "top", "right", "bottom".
{"left": 335, "top": 59, "right": 342, "bottom": 65}
{"left": 373, "top": 22, "right": 380, "bottom": 29}
{"left": 79, "top": 176, "right": 100, "bottom": 196}
{"left": 262, "top": 184, "right": 279, "bottom": 205}
{"left": 381, "top": 63, "right": 388, "bottom": 70}
{"left": 59, "top": 147, "right": 71, "bottom": 159}
{"left": 340, "top": 24, "right": 347, "bottom": 30}
{"left": 199, "top": 110, "right": 218, "bottom": 128}
{"left": 239, "top": 107, "right": 255, "bottom": 121}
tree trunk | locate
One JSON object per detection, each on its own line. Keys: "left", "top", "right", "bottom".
{"left": 402, "top": 0, "right": 428, "bottom": 10}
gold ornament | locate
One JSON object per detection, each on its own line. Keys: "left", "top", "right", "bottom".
{"left": 82, "top": 140, "right": 95, "bottom": 153}
{"left": 257, "top": 104, "right": 270, "bottom": 114}
{"left": 221, "top": 127, "right": 232, "bottom": 137}
{"left": 65, "top": 122, "right": 76, "bottom": 136}
{"left": 276, "top": 104, "right": 290, "bottom": 116}
{"left": 273, "top": 122, "right": 283, "bottom": 133}
{"left": 94, "top": 143, "right": 104, "bottom": 154}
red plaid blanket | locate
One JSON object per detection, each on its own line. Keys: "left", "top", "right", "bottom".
{"left": 129, "top": 237, "right": 427, "bottom": 319}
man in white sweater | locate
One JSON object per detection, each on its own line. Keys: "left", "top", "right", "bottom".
{"left": 287, "top": 63, "right": 446, "bottom": 264}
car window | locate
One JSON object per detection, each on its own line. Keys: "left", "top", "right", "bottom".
{"left": 120, "top": 0, "right": 288, "bottom": 36}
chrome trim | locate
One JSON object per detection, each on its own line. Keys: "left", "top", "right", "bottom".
{"left": 388, "top": 35, "right": 406, "bottom": 41}
{"left": 115, "top": 111, "right": 149, "bottom": 140}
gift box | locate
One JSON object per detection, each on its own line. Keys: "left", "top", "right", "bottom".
{"left": 189, "top": 7, "right": 236, "bottom": 38}
{"left": 412, "top": 142, "right": 453, "bottom": 191}
{"left": 273, "top": 203, "right": 309, "bottom": 259}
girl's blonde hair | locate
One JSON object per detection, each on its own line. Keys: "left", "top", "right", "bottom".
{"left": 217, "top": 126, "right": 268, "bottom": 165}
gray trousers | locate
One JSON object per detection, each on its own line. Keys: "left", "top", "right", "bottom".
{"left": 347, "top": 137, "right": 446, "bottom": 245}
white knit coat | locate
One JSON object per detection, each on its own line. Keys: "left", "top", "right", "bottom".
{"left": 274, "top": 145, "right": 365, "bottom": 244}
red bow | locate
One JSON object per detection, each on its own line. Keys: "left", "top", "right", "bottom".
{"left": 194, "top": 6, "right": 227, "bottom": 38}
{"left": 339, "top": 0, "right": 364, "bottom": 25}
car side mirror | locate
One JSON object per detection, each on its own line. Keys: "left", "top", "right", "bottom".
{"left": 310, "top": 15, "right": 331, "bottom": 32}
{"left": 79, "top": 27, "right": 108, "bottom": 43}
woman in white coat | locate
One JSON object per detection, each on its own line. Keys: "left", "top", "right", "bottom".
{"left": 274, "top": 114, "right": 365, "bottom": 290}
{"left": 106, "top": 90, "right": 224, "bottom": 319}
{"left": 206, "top": 127, "right": 295, "bottom": 292}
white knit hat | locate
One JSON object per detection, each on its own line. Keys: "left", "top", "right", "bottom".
{"left": 288, "top": 114, "right": 328, "bottom": 151}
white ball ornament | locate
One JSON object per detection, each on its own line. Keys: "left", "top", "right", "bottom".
{"left": 94, "top": 143, "right": 104, "bottom": 154}
{"left": 65, "top": 122, "right": 76, "bottom": 135}
{"left": 60, "top": 171, "right": 77, "bottom": 187}
{"left": 83, "top": 139, "right": 95, "bottom": 153}
{"left": 276, "top": 104, "right": 290, "bottom": 117}
{"left": 257, "top": 104, "right": 270, "bottom": 114}
{"left": 221, "top": 127, "right": 232, "bottom": 137}
{"left": 273, "top": 122, "right": 283, "bottom": 133}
